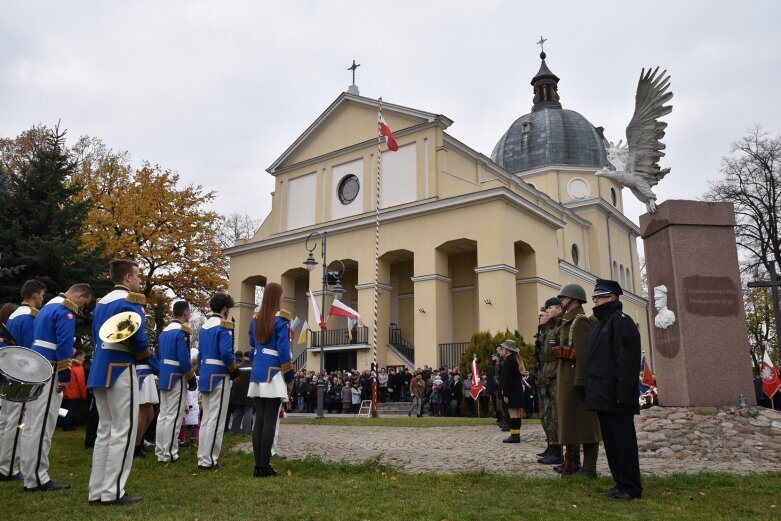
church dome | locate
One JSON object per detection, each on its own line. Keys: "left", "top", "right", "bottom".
{"left": 491, "top": 52, "right": 608, "bottom": 174}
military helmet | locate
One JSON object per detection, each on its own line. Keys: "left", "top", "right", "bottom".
{"left": 557, "top": 283, "right": 587, "bottom": 303}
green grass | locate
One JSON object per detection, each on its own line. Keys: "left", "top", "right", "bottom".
{"left": 1, "top": 428, "right": 778, "bottom": 520}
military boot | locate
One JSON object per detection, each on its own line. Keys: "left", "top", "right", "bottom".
{"left": 502, "top": 418, "right": 522, "bottom": 443}
{"left": 538, "top": 444, "right": 562, "bottom": 464}
{"left": 536, "top": 444, "right": 551, "bottom": 458}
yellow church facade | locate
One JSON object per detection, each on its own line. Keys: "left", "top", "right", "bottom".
{"left": 226, "top": 58, "right": 649, "bottom": 372}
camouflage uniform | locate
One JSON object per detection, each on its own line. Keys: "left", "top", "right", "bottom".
{"left": 536, "top": 317, "right": 561, "bottom": 445}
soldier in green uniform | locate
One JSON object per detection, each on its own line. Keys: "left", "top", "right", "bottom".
{"left": 536, "top": 297, "right": 563, "bottom": 465}
{"left": 553, "top": 283, "right": 601, "bottom": 478}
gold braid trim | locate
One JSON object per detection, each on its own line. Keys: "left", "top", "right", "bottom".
{"left": 29, "top": 307, "right": 39, "bottom": 317}
{"left": 56, "top": 359, "right": 73, "bottom": 372}
{"left": 219, "top": 319, "right": 234, "bottom": 329}
{"left": 61, "top": 298, "right": 79, "bottom": 314}
{"left": 277, "top": 309, "right": 292, "bottom": 322}
{"left": 227, "top": 362, "right": 237, "bottom": 373}
{"left": 184, "top": 369, "right": 195, "bottom": 380}
{"left": 180, "top": 324, "right": 192, "bottom": 334}
{"left": 281, "top": 362, "right": 293, "bottom": 373}
{"left": 126, "top": 292, "right": 146, "bottom": 305}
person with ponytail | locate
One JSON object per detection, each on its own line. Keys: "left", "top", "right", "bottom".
{"left": 247, "top": 282, "right": 293, "bottom": 477}
{"left": 498, "top": 339, "right": 527, "bottom": 444}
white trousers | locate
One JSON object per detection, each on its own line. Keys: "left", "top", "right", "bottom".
{"left": 197, "top": 378, "right": 231, "bottom": 467}
{"left": 0, "top": 399, "right": 25, "bottom": 476}
{"left": 20, "top": 377, "right": 63, "bottom": 489}
{"left": 155, "top": 379, "right": 186, "bottom": 462}
{"left": 88, "top": 366, "right": 139, "bottom": 502}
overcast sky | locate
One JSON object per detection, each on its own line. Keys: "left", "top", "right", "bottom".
{"left": 2, "top": 1, "right": 779, "bottom": 226}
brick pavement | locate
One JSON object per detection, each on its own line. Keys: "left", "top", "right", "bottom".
{"left": 234, "top": 416, "right": 781, "bottom": 476}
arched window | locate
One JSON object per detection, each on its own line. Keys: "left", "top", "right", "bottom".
{"left": 626, "top": 267, "right": 632, "bottom": 292}
{"left": 619, "top": 264, "right": 626, "bottom": 287}
{"left": 571, "top": 244, "right": 580, "bottom": 267}
{"left": 612, "top": 261, "right": 618, "bottom": 281}
{"left": 610, "top": 187, "right": 617, "bottom": 206}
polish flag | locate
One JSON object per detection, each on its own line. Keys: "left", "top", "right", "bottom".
{"left": 328, "top": 299, "right": 360, "bottom": 320}
{"left": 378, "top": 113, "right": 399, "bottom": 151}
{"left": 309, "top": 292, "right": 326, "bottom": 331}
{"left": 761, "top": 350, "right": 781, "bottom": 399}
{"left": 469, "top": 355, "right": 485, "bottom": 400}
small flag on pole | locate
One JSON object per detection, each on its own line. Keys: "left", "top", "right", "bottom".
{"left": 469, "top": 355, "right": 485, "bottom": 400}
{"left": 378, "top": 113, "right": 399, "bottom": 151}
{"left": 289, "top": 316, "right": 301, "bottom": 341}
{"left": 309, "top": 292, "right": 326, "bottom": 330}
{"left": 298, "top": 321, "right": 309, "bottom": 345}
{"left": 761, "top": 350, "right": 781, "bottom": 399}
{"left": 328, "top": 299, "right": 360, "bottom": 320}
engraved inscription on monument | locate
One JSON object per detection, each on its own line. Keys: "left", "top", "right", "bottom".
{"left": 683, "top": 276, "right": 740, "bottom": 316}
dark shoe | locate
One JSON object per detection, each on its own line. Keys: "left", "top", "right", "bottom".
{"left": 608, "top": 490, "right": 639, "bottom": 501}
{"left": 88, "top": 499, "right": 101, "bottom": 505}
{"left": 255, "top": 466, "right": 277, "bottom": 478}
{"left": 178, "top": 441, "right": 190, "bottom": 448}
{"left": 198, "top": 463, "right": 223, "bottom": 471}
{"left": 538, "top": 452, "right": 563, "bottom": 465}
{"left": 565, "top": 469, "right": 598, "bottom": 479}
{"left": 133, "top": 446, "right": 146, "bottom": 458}
{"left": 599, "top": 487, "right": 619, "bottom": 497}
{"left": 500, "top": 426, "right": 510, "bottom": 432}
{"left": 502, "top": 435, "right": 520, "bottom": 444}
{"left": 102, "top": 494, "right": 143, "bottom": 505}
{"left": 0, "top": 472, "right": 22, "bottom": 481}
{"left": 536, "top": 446, "right": 550, "bottom": 457}
{"left": 553, "top": 463, "right": 581, "bottom": 474}
{"left": 24, "top": 480, "right": 71, "bottom": 492}
{"left": 416, "top": 414, "right": 423, "bottom": 417}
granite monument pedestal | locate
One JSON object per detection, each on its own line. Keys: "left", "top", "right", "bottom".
{"left": 640, "top": 200, "right": 755, "bottom": 406}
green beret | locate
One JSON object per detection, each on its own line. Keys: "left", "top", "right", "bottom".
{"left": 544, "top": 297, "right": 562, "bottom": 308}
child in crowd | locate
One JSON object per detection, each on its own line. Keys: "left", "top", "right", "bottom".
{"left": 179, "top": 379, "right": 201, "bottom": 447}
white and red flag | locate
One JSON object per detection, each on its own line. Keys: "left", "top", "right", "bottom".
{"left": 761, "top": 350, "right": 781, "bottom": 399}
{"left": 469, "top": 355, "right": 485, "bottom": 400}
{"left": 378, "top": 113, "right": 399, "bottom": 151}
{"left": 309, "top": 292, "right": 326, "bottom": 331}
{"left": 328, "top": 299, "right": 360, "bottom": 320}
{"left": 642, "top": 357, "right": 655, "bottom": 388}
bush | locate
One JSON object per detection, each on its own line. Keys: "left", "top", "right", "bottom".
{"left": 459, "top": 329, "right": 534, "bottom": 376}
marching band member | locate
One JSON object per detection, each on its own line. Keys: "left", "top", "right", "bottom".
{"left": 155, "top": 300, "right": 196, "bottom": 463}
{"left": 87, "top": 259, "right": 149, "bottom": 505}
{"left": 247, "top": 282, "right": 293, "bottom": 477}
{"left": 20, "top": 283, "right": 92, "bottom": 492}
{"left": 196, "top": 292, "right": 240, "bottom": 470}
{"left": 0, "top": 280, "right": 45, "bottom": 481}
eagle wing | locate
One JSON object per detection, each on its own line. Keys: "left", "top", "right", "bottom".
{"left": 625, "top": 67, "right": 673, "bottom": 188}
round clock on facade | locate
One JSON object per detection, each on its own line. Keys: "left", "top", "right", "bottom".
{"left": 338, "top": 174, "right": 360, "bottom": 204}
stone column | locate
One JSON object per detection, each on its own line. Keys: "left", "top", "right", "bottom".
{"left": 640, "top": 200, "right": 755, "bottom": 406}
{"left": 357, "top": 259, "right": 391, "bottom": 371}
{"left": 413, "top": 249, "right": 449, "bottom": 369}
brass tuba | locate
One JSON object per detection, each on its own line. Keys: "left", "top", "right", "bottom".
{"left": 98, "top": 312, "right": 143, "bottom": 344}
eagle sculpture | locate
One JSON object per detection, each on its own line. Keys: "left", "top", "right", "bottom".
{"left": 596, "top": 67, "right": 673, "bottom": 213}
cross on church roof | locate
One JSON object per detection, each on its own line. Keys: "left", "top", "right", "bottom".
{"left": 348, "top": 59, "right": 360, "bottom": 85}
{"left": 536, "top": 35, "right": 547, "bottom": 54}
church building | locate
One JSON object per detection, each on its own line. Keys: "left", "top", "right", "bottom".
{"left": 225, "top": 51, "right": 649, "bottom": 372}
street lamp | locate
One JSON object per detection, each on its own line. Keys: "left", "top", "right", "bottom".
{"left": 303, "top": 231, "right": 345, "bottom": 418}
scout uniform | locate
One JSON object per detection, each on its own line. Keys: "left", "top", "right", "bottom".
{"left": 87, "top": 287, "right": 149, "bottom": 504}
{"left": 0, "top": 304, "right": 37, "bottom": 479}
{"left": 196, "top": 314, "right": 239, "bottom": 469}
{"left": 154, "top": 320, "right": 195, "bottom": 462}
{"left": 20, "top": 295, "right": 78, "bottom": 490}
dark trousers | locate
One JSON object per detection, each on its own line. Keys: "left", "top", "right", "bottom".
{"left": 597, "top": 411, "right": 643, "bottom": 498}
{"left": 252, "top": 398, "right": 281, "bottom": 469}
{"left": 84, "top": 396, "right": 99, "bottom": 448}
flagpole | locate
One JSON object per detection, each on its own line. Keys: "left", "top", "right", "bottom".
{"left": 370, "top": 98, "right": 385, "bottom": 418}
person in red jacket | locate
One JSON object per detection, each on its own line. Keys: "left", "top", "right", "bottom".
{"left": 60, "top": 351, "right": 88, "bottom": 431}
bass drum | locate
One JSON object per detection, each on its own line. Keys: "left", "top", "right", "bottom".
{"left": 0, "top": 346, "right": 54, "bottom": 402}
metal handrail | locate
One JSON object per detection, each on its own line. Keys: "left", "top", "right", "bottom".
{"left": 439, "top": 342, "right": 469, "bottom": 369}
{"left": 388, "top": 326, "right": 414, "bottom": 364}
{"left": 310, "top": 326, "right": 368, "bottom": 348}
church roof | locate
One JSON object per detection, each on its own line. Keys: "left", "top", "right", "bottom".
{"left": 266, "top": 92, "right": 453, "bottom": 174}
{"left": 490, "top": 52, "right": 608, "bottom": 174}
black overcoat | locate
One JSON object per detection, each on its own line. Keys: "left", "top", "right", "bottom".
{"left": 585, "top": 300, "right": 642, "bottom": 414}
{"left": 500, "top": 355, "right": 525, "bottom": 408}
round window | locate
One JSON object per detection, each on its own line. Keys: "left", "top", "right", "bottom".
{"left": 571, "top": 244, "right": 580, "bottom": 266}
{"left": 567, "top": 177, "right": 590, "bottom": 199}
{"left": 338, "top": 174, "right": 360, "bottom": 205}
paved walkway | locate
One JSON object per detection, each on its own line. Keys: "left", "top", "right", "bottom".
{"left": 234, "top": 417, "right": 781, "bottom": 477}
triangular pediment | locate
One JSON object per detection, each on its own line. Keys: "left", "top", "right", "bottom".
{"left": 267, "top": 92, "right": 452, "bottom": 174}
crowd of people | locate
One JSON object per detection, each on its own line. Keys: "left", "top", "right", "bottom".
{"left": 0, "top": 258, "right": 645, "bottom": 504}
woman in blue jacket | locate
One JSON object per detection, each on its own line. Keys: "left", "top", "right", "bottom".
{"left": 247, "top": 282, "right": 293, "bottom": 477}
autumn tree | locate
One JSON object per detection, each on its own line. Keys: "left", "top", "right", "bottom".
{"left": 73, "top": 144, "right": 227, "bottom": 310}
{"left": 705, "top": 127, "right": 781, "bottom": 371}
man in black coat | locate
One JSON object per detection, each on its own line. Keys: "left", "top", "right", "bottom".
{"left": 585, "top": 279, "right": 642, "bottom": 501}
